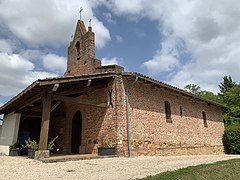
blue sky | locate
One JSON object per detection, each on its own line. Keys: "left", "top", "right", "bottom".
{"left": 1, "top": 0, "right": 240, "bottom": 109}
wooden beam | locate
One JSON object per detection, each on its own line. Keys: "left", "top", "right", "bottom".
{"left": 17, "top": 110, "right": 42, "bottom": 117}
{"left": 21, "top": 114, "right": 42, "bottom": 118}
{"left": 18, "top": 94, "right": 42, "bottom": 111}
{"left": 52, "top": 94, "right": 107, "bottom": 108}
{"left": 55, "top": 83, "right": 107, "bottom": 96}
{"left": 51, "top": 101, "right": 61, "bottom": 112}
{"left": 18, "top": 85, "right": 57, "bottom": 111}
{"left": 38, "top": 94, "right": 51, "bottom": 150}
{"left": 48, "top": 83, "right": 59, "bottom": 93}
{"left": 38, "top": 74, "right": 115, "bottom": 86}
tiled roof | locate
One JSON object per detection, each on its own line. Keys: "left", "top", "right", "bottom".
{"left": 0, "top": 71, "right": 225, "bottom": 114}
{"left": 122, "top": 71, "right": 225, "bottom": 108}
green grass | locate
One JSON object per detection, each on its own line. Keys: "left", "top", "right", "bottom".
{"left": 142, "top": 159, "right": 240, "bottom": 180}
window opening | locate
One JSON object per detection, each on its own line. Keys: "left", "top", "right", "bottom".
{"left": 202, "top": 111, "right": 208, "bottom": 127}
{"left": 76, "top": 41, "right": 80, "bottom": 60}
{"left": 165, "top": 101, "right": 172, "bottom": 122}
{"left": 180, "top": 106, "right": 183, "bottom": 118}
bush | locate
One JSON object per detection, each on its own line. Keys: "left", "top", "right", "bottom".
{"left": 48, "top": 136, "right": 58, "bottom": 151}
{"left": 224, "top": 126, "right": 240, "bottom": 154}
{"left": 99, "top": 137, "right": 115, "bottom": 148}
{"left": 9, "top": 142, "right": 20, "bottom": 150}
{"left": 25, "top": 138, "right": 38, "bottom": 150}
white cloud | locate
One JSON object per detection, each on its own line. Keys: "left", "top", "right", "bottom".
{"left": 0, "top": 53, "right": 57, "bottom": 97}
{"left": 102, "top": 57, "right": 119, "bottom": 65}
{"left": 42, "top": 54, "right": 67, "bottom": 74}
{"left": 102, "top": 0, "right": 144, "bottom": 16}
{"left": 116, "top": 35, "right": 123, "bottom": 42}
{"left": 103, "top": 0, "right": 240, "bottom": 93}
{"left": 161, "top": 0, "right": 240, "bottom": 92}
{"left": 0, "top": 0, "right": 112, "bottom": 105}
{"left": 143, "top": 54, "right": 179, "bottom": 74}
{"left": 103, "top": 12, "right": 116, "bottom": 24}
{"left": 0, "top": 0, "right": 111, "bottom": 48}
{"left": 92, "top": 17, "right": 111, "bottom": 48}
{"left": 142, "top": 34, "right": 181, "bottom": 74}
{"left": 0, "top": 39, "right": 12, "bottom": 54}
{"left": 20, "top": 49, "right": 44, "bottom": 61}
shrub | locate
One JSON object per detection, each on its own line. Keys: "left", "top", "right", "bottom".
{"left": 99, "top": 137, "right": 115, "bottom": 148}
{"left": 25, "top": 138, "right": 38, "bottom": 150}
{"left": 224, "top": 126, "right": 240, "bottom": 154}
{"left": 9, "top": 142, "right": 20, "bottom": 150}
{"left": 48, "top": 136, "right": 58, "bottom": 151}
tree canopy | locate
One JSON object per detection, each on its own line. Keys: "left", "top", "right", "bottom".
{"left": 184, "top": 84, "right": 201, "bottom": 95}
{"left": 184, "top": 76, "right": 240, "bottom": 127}
{"left": 184, "top": 84, "right": 222, "bottom": 104}
{"left": 218, "top": 76, "right": 236, "bottom": 96}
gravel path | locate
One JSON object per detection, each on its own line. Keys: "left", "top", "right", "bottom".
{"left": 0, "top": 154, "right": 239, "bottom": 180}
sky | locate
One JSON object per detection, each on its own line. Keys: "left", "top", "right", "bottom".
{"left": 1, "top": 0, "right": 240, "bottom": 109}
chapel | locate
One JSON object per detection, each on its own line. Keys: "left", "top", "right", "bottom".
{"left": 0, "top": 19, "right": 225, "bottom": 158}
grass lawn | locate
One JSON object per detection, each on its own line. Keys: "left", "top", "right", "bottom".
{"left": 142, "top": 158, "right": 240, "bottom": 180}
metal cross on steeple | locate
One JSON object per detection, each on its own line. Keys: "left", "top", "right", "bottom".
{"left": 89, "top": 19, "right": 92, "bottom": 27}
{"left": 79, "top": 7, "right": 83, "bottom": 20}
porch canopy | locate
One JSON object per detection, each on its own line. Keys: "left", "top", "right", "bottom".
{"left": 0, "top": 72, "right": 115, "bottom": 151}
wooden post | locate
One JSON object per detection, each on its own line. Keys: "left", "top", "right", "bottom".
{"left": 38, "top": 94, "right": 51, "bottom": 150}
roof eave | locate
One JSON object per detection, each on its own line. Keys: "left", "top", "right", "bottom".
{"left": 0, "top": 73, "right": 117, "bottom": 114}
{"left": 0, "top": 80, "right": 40, "bottom": 113}
{"left": 122, "top": 72, "right": 226, "bottom": 109}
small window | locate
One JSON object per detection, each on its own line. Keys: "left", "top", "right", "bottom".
{"left": 202, "top": 111, "right": 208, "bottom": 127}
{"left": 76, "top": 41, "right": 80, "bottom": 60}
{"left": 164, "top": 101, "right": 172, "bottom": 122}
{"left": 180, "top": 106, "right": 183, "bottom": 118}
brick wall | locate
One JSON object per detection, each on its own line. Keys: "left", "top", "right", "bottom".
{"left": 48, "top": 103, "right": 67, "bottom": 154}
{"left": 50, "top": 75, "right": 224, "bottom": 156}
{"left": 56, "top": 78, "right": 122, "bottom": 154}
{"left": 65, "top": 21, "right": 101, "bottom": 76}
{"left": 118, "top": 77, "right": 225, "bottom": 156}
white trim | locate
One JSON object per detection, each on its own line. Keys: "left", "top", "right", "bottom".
{"left": 0, "top": 145, "right": 9, "bottom": 155}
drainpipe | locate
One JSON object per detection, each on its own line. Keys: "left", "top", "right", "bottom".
{"left": 125, "top": 75, "right": 138, "bottom": 157}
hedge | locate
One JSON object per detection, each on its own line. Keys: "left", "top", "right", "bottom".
{"left": 224, "top": 126, "right": 240, "bottom": 154}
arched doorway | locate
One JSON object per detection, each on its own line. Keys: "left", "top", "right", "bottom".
{"left": 71, "top": 111, "right": 82, "bottom": 154}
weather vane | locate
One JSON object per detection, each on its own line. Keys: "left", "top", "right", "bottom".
{"left": 79, "top": 7, "right": 83, "bottom": 20}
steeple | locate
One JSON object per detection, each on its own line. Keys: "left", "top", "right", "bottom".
{"left": 64, "top": 20, "right": 101, "bottom": 76}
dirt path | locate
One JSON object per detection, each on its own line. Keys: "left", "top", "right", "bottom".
{"left": 0, "top": 155, "right": 239, "bottom": 180}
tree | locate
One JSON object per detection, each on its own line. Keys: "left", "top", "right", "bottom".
{"left": 197, "top": 90, "right": 222, "bottom": 104}
{"left": 184, "top": 77, "right": 240, "bottom": 127}
{"left": 218, "top": 76, "right": 236, "bottom": 96}
{"left": 184, "top": 84, "right": 222, "bottom": 103}
{"left": 184, "top": 84, "right": 201, "bottom": 95}
{"left": 221, "top": 81, "right": 240, "bottom": 126}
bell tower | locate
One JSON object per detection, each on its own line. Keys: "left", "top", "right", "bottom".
{"left": 64, "top": 20, "right": 101, "bottom": 76}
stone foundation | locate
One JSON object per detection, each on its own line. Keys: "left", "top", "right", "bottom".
{"left": 35, "top": 150, "right": 50, "bottom": 159}
{"left": 129, "top": 145, "right": 225, "bottom": 156}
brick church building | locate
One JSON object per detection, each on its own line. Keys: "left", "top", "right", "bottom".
{"left": 0, "top": 19, "right": 225, "bottom": 157}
